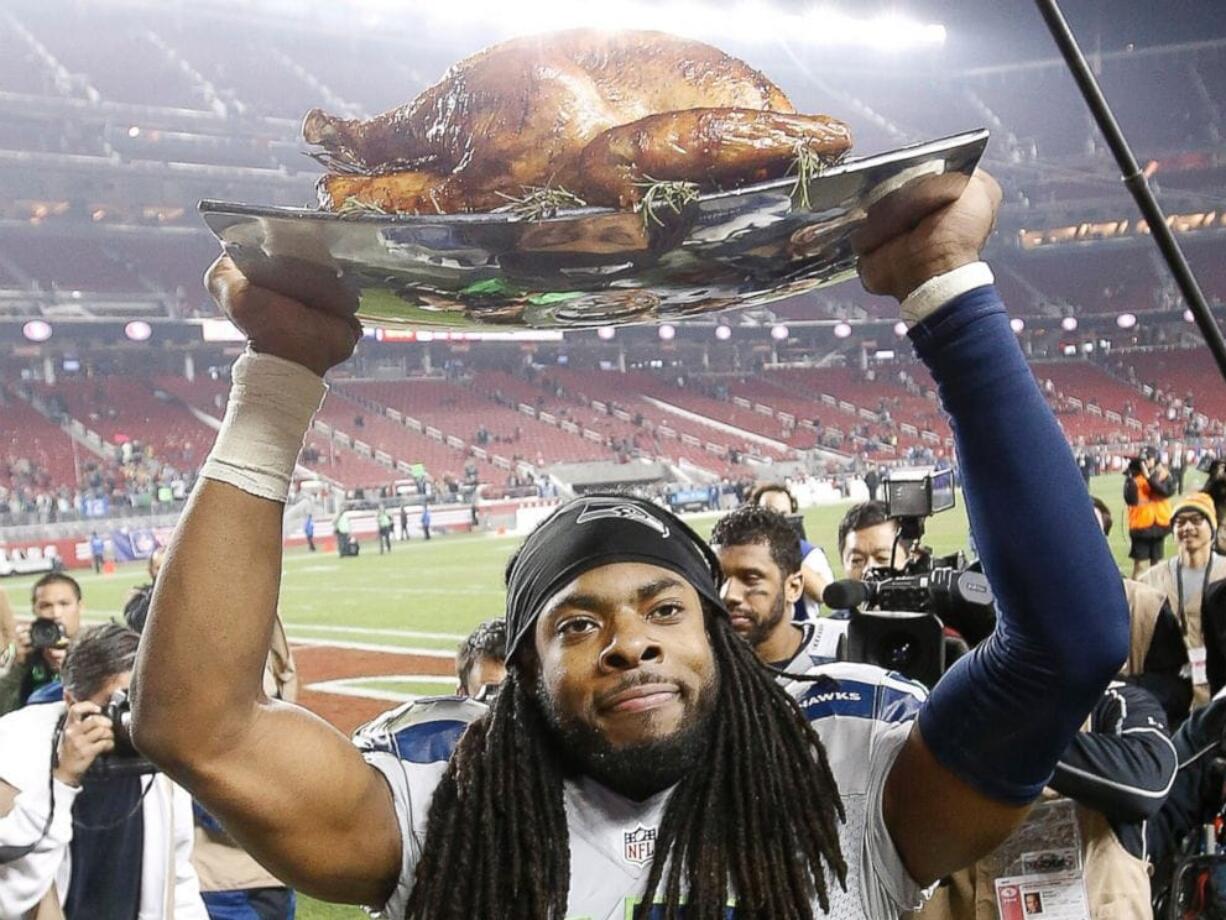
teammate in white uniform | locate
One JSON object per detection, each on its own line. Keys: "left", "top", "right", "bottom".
{"left": 132, "top": 172, "right": 1131, "bottom": 920}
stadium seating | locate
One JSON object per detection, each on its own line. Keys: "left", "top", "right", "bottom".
{"left": 337, "top": 379, "right": 611, "bottom": 465}
{"left": 1114, "top": 350, "right": 1226, "bottom": 423}
{"left": 1, "top": 395, "right": 80, "bottom": 490}
{"left": 35, "top": 377, "right": 216, "bottom": 470}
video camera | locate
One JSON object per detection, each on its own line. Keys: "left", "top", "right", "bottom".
{"left": 822, "top": 467, "right": 996, "bottom": 687}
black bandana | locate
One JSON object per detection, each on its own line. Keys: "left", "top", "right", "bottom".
{"left": 504, "top": 495, "right": 726, "bottom": 658}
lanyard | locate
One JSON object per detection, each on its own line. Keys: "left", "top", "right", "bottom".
{"left": 1175, "top": 556, "right": 1216, "bottom": 635}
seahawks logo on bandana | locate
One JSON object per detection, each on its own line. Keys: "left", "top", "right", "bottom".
{"left": 575, "top": 500, "right": 670, "bottom": 538}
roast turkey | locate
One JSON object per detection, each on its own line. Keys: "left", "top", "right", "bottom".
{"left": 303, "top": 30, "right": 852, "bottom": 214}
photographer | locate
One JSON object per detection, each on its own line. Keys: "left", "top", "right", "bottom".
{"left": 1201, "top": 456, "right": 1226, "bottom": 555}
{"left": 0, "top": 623, "right": 206, "bottom": 918}
{"left": 0, "top": 574, "right": 84, "bottom": 717}
{"left": 1091, "top": 495, "right": 1193, "bottom": 726}
{"left": 838, "top": 500, "right": 912, "bottom": 583}
{"left": 1124, "top": 450, "right": 1174, "bottom": 579}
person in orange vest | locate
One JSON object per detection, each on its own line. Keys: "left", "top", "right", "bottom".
{"left": 1124, "top": 450, "right": 1174, "bottom": 579}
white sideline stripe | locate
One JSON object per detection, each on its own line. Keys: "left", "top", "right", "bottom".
{"left": 86, "top": 615, "right": 466, "bottom": 648}
{"left": 287, "top": 637, "right": 455, "bottom": 658}
{"left": 281, "top": 585, "right": 504, "bottom": 596}
{"left": 305, "top": 681, "right": 418, "bottom": 703}
{"left": 306, "top": 675, "right": 456, "bottom": 703}
{"left": 284, "top": 623, "right": 467, "bottom": 641}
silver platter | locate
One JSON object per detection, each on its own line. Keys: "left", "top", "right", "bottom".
{"left": 199, "top": 129, "right": 988, "bottom": 330}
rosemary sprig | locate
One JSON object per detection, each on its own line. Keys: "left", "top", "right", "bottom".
{"left": 335, "top": 196, "right": 391, "bottom": 218}
{"left": 789, "top": 145, "right": 846, "bottom": 210}
{"left": 493, "top": 185, "right": 588, "bottom": 221}
{"left": 635, "top": 176, "right": 701, "bottom": 229}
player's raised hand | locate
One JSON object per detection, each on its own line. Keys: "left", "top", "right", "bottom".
{"left": 205, "top": 254, "right": 361, "bottom": 378}
{"left": 858, "top": 170, "right": 1002, "bottom": 303}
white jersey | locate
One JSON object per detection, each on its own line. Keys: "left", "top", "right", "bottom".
{"left": 357, "top": 648, "right": 928, "bottom": 920}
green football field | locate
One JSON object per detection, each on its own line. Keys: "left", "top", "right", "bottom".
{"left": 0, "top": 472, "right": 1199, "bottom": 918}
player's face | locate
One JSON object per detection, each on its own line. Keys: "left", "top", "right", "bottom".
{"left": 842, "top": 521, "right": 906, "bottom": 581}
{"left": 717, "top": 541, "right": 800, "bottom": 651}
{"left": 462, "top": 655, "right": 507, "bottom": 698}
{"left": 757, "top": 491, "right": 792, "bottom": 515}
{"left": 533, "top": 562, "right": 716, "bottom": 752}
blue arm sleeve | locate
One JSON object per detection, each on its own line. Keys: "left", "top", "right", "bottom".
{"left": 910, "top": 285, "right": 1130, "bottom": 804}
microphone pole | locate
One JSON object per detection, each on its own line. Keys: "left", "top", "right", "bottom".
{"left": 1033, "top": 0, "right": 1226, "bottom": 382}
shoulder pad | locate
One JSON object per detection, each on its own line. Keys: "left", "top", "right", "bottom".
{"left": 352, "top": 695, "right": 486, "bottom": 764}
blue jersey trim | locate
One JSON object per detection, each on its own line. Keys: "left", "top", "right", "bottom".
{"left": 798, "top": 678, "right": 924, "bottom": 725}
{"left": 391, "top": 719, "right": 468, "bottom": 764}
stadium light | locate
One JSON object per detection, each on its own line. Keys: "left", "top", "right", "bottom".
{"left": 894, "top": 321, "right": 908, "bottom": 337}
{"left": 658, "top": 324, "right": 676, "bottom": 341}
{"left": 389, "top": 1, "right": 945, "bottom": 50}
{"left": 1061, "top": 316, "right": 1078, "bottom": 332}
{"left": 125, "top": 321, "right": 153, "bottom": 342}
{"left": 1185, "top": 309, "right": 1195, "bottom": 323}
{"left": 715, "top": 324, "right": 733, "bottom": 341}
{"left": 833, "top": 322, "right": 852, "bottom": 339}
{"left": 770, "top": 324, "right": 789, "bottom": 341}
{"left": 128, "top": 126, "right": 141, "bottom": 138}
{"left": 22, "top": 320, "right": 52, "bottom": 342}
{"left": 1010, "top": 318, "right": 1025, "bottom": 334}
{"left": 1116, "top": 313, "right": 1137, "bottom": 329}
{"left": 597, "top": 326, "right": 616, "bottom": 341}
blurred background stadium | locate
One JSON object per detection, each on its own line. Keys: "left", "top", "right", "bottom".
{"left": 1, "top": 0, "right": 1224, "bottom": 914}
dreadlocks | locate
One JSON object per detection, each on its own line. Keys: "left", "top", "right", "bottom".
{"left": 403, "top": 610, "right": 847, "bottom": 920}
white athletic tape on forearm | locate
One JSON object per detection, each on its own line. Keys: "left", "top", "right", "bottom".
{"left": 200, "top": 350, "right": 327, "bottom": 503}
{"left": 900, "top": 261, "right": 995, "bottom": 327}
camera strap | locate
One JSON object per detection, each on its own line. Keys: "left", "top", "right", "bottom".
{"left": 0, "top": 717, "right": 63, "bottom": 864}
{"left": 1175, "top": 557, "right": 1217, "bottom": 636}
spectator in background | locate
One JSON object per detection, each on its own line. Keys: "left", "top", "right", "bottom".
{"left": 0, "top": 574, "right": 84, "bottom": 716}
{"left": 1124, "top": 452, "right": 1173, "bottom": 578}
{"left": 0, "top": 587, "right": 16, "bottom": 696}
{"left": 304, "top": 514, "right": 315, "bottom": 553}
{"left": 399, "top": 505, "right": 409, "bottom": 541}
{"left": 1141, "top": 492, "right": 1226, "bottom": 707}
{"left": 334, "top": 509, "right": 353, "bottom": 557}
{"left": 864, "top": 465, "right": 881, "bottom": 501}
{"left": 1169, "top": 442, "right": 1186, "bottom": 494}
{"left": 747, "top": 482, "right": 834, "bottom": 619}
{"left": 148, "top": 545, "right": 167, "bottom": 582}
{"left": 89, "top": 531, "right": 105, "bottom": 574}
{"left": 420, "top": 502, "right": 431, "bottom": 541}
{"left": 455, "top": 619, "right": 506, "bottom": 699}
{"left": 377, "top": 507, "right": 393, "bottom": 555}
{"left": 0, "top": 623, "right": 208, "bottom": 918}
{"left": 1091, "top": 496, "right": 1192, "bottom": 726}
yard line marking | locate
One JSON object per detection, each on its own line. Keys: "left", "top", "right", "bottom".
{"left": 278, "top": 584, "right": 504, "bottom": 595}
{"left": 288, "top": 637, "right": 456, "bottom": 658}
{"left": 305, "top": 680, "right": 417, "bottom": 702}
{"left": 284, "top": 623, "right": 467, "bottom": 641}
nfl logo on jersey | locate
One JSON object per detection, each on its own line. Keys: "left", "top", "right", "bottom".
{"left": 623, "top": 825, "right": 657, "bottom": 866}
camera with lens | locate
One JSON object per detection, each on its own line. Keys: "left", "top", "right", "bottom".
{"left": 823, "top": 467, "right": 997, "bottom": 687}
{"left": 29, "top": 618, "right": 67, "bottom": 652}
{"left": 84, "top": 689, "right": 156, "bottom": 779}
